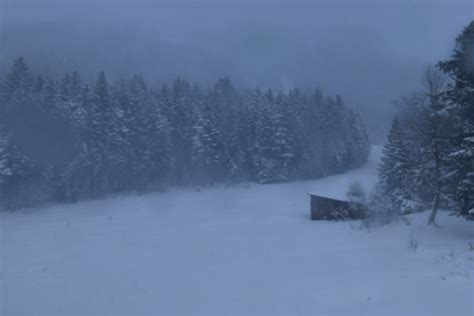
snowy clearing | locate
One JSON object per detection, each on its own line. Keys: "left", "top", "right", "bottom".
{"left": 1, "top": 146, "right": 473, "bottom": 315}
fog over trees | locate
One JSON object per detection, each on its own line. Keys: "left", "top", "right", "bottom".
{"left": 1, "top": 0, "right": 472, "bottom": 141}
{"left": 0, "top": 57, "right": 370, "bottom": 208}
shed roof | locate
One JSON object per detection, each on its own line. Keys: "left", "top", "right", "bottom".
{"left": 308, "top": 193, "right": 349, "bottom": 202}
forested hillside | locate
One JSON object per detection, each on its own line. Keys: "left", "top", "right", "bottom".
{"left": 0, "top": 59, "right": 369, "bottom": 209}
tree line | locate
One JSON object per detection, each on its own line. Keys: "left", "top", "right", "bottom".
{"left": 0, "top": 59, "right": 370, "bottom": 209}
{"left": 375, "top": 21, "right": 474, "bottom": 223}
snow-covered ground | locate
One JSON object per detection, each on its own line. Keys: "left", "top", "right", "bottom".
{"left": 1, "top": 146, "right": 473, "bottom": 315}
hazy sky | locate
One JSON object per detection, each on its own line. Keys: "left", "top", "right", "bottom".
{"left": 1, "top": 0, "right": 472, "bottom": 139}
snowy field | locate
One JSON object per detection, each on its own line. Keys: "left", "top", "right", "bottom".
{"left": 1, "top": 146, "right": 473, "bottom": 315}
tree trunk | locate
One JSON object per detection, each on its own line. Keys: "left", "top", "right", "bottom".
{"left": 428, "top": 136, "right": 442, "bottom": 227}
{"left": 428, "top": 192, "right": 440, "bottom": 226}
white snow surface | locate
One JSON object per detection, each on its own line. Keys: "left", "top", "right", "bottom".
{"left": 1, "top": 146, "right": 473, "bottom": 315}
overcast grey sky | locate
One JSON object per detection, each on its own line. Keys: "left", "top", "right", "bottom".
{"left": 1, "top": 0, "right": 472, "bottom": 139}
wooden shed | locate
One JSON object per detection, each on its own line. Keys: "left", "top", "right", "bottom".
{"left": 309, "top": 194, "right": 367, "bottom": 220}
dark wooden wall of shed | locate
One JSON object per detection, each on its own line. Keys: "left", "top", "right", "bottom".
{"left": 310, "top": 195, "right": 366, "bottom": 220}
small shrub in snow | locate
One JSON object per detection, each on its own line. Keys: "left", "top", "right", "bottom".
{"left": 349, "top": 183, "right": 413, "bottom": 231}
{"left": 346, "top": 181, "right": 366, "bottom": 204}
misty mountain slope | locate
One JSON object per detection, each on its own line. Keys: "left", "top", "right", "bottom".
{"left": 2, "top": 1, "right": 472, "bottom": 141}
{"left": 1, "top": 146, "right": 473, "bottom": 315}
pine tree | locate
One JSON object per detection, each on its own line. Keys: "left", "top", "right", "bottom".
{"left": 320, "top": 96, "right": 349, "bottom": 173}
{"left": 247, "top": 90, "right": 296, "bottom": 183}
{"left": 145, "top": 94, "right": 171, "bottom": 186}
{"left": 378, "top": 117, "right": 420, "bottom": 214}
{"left": 192, "top": 100, "right": 227, "bottom": 184}
{"left": 299, "top": 88, "right": 325, "bottom": 178}
{"left": 34, "top": 75, "right": 45, "bottom": 94}
{"left": 2, "top": 57, "right": 33, "bottom": 100}
{"left": 346, "top": 109, "right": 370, "bottom": 167}
{"left": 210, "top": 78, "right": 241, "bottom": 179}
{"left": 238, "top": 88, "right": 262, "bottom": 179}
{"left": 416, "top": 67, "right": 451, "bottom": 225}
{"left": 126, "top": 75, "right": 166, "bottom": 188}
{"left": 244, "top": 89, "right": 276, "bottom": 183}
{"left": 162, "top": 78, "right": 196, "bottom": 184}
{"left": 0, "top": 132, "right": 41, "bottom": 209}
{"left": 253, "top": 103, "right": 278, "bottom": 183}
{"left": 271, "top": 95, "right": 297, "bottom": 181}
{"left": 83, "top": 72, "right": 126, "bottom": 195}
{"left": 280, "top": 90, "right": 306, "bottom": 178}
{"left": 439, "top": 21, "right": 474, "bottom": 219}
{"left": 1, "top": 57, "right": 36, "bottom": 128}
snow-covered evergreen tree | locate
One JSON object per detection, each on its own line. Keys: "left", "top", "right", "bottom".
{"left": 346, "top": 109, "right": 370, "bottom": 167}
{"left": 298, "top": 88, "right": 325, "bottom": 178}
{"left": 192, "top": 100, "right": 227, "bottom": 184}
{"left": 439, "top": 21, "right": 474, "bottom": 220}
{"left": 270, "top": 95, "right": 297, "bottom": 181}
{"left": 161, "top": 79, "right": 197, "bottom": 184}
{"left": 65, "top": 72, "right": 126, "bottom": 197}
{"left": 378, "top": 117, "right": 421, "bottom": 214}
{"left": 2, "top": 57, "right": 33, "bottom": 101}
{"left": 251, "top": 91, "right": 277, "bottom": 183}
{"left": 0, "top": 132, "right": 42, "bottom": 208}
